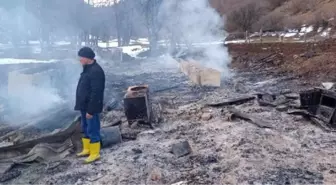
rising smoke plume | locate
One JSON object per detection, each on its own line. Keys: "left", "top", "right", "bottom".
{"left": 160, "top": 0, "right": 231, "bottom": 76}
{"left": 1, "top": 61, "right": 81, "bottom": 125}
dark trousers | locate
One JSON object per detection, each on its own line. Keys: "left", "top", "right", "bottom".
{"left": 80, "top": 111, "right": 101, "bottom": 143}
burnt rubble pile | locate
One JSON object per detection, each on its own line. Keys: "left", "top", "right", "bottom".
{"left": 3, "top": 56, "right": 336, "bottom": 184}
{"left": 296, "top": 87, "right": 336, "bottom": 131}
{"left": 202, "top": 85, "right": 336, "bottom": 132}
{"left": 0, "top": 68, "right": 198, "bottom": 183}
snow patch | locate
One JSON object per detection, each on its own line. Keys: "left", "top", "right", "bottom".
{"left": 98, "top": 40, "right": 119, "bottom": 48}
{"left": 224, "top": 40, "right": 246, "bottom": 44}
{"left": 55, "top": 41, "right": 71, "bottom": 46}
{"left": 249, "top": 32, "right": 259, "bottom": 38}
{"left": 0, "top": 58, "right": 58, "bottom": 65}
{"left": 321, "top": 28, "right": 332, "bottom": 37}
{"left": 120, "top": 45, "right": 149, "bottom": 58}
{"left": 28, "top": 40, "right": 40, "bottom": 45}
{"left": 136, "top": 38, "right": 150, "bottom": 45}
{"left": 301, "top": 25, "right": 314, "bottom": 33}
{"left": 283, "top": 32, "right": 297, "bottom": 38}
{"left": 299, "top": 25, "right": 314, "bottom": 36}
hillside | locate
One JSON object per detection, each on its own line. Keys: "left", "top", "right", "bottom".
{"left": 210, "top": 0, "right": 336, "bottom": 33}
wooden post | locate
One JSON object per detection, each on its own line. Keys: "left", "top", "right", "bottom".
{"left": 281, "top": 34, "right": 284, "bottom": 42}
{"left": 259, "top": 29, "right": 263, "bottom": 43}
{"left": 245, "top": 31, "right": 248, "bottom": 43}
{"left": 304, "top": 32, "right": 307, "bottom": 43}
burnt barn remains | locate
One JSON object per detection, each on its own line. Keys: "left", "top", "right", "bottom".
{"left": 2, "top": 44, "right": 336, "bottom": 184}
{"left": 0, "top": 55, "right": 335, "bottom": 184}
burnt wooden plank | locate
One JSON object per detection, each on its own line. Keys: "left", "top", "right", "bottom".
{"left": 0, "top": 116, "right": 80, "bottom": 152}
{"left": 207, "top": 96, "right": 255, "bottom": 107}
{"left": 229, "top": 108, "right": 273, "bottom": 128}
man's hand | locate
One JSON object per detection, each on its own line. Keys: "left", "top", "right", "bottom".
{"left": 86, "top": 113, "right": 93, "bottom": 119}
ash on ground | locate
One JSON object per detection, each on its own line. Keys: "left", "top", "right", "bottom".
{"left": 3, "top": 58, "right": 336, "bottom": 185}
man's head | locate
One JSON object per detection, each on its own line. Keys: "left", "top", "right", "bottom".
{"left": 78, "top": 47, "right": 95, "bottom": 65}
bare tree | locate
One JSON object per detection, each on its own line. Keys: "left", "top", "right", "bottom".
{"left": 141, "top": 0, "right": 163, "bottom": 53}
{"left": 227, "top": 2, "right": 264, "bottom": 32}
{"left": 113, "top": 0, "right": 135, "bottom": 47}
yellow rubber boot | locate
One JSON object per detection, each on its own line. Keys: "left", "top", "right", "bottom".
{"left": 76, "top": 138, "right": 90, "bottom": 157}
{"left": 84, "top": 142, "right": 101, "bottom": 163}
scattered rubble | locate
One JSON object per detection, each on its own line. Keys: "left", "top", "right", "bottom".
{"left": 0, "top": 169, "right": 21, "bottom": 183}
{"left": 276, "top": 105, "right": 289, "bottom": 112}
{"left": 3, "top": 53, "right": 336, "bottom": 184}
{"left": 297, "top": 87, "right": 336, "bottom": 132}
{"left": 171, "top": 140, "right": 192, "bottom": 157}
{"left": 149, "top": 167, "right": 163, "bottom": 182}
{"left": 201, "top": 113, "right": 212, "bottom": 121}
{"left": 229, "top": 108, "right": 273, "bottom": 128}
{"left": 207, "top": 96, "right": 255, "bottom": 107}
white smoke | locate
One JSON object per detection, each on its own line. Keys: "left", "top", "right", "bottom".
{"left": 160, "top": 0, "right": 231, "bottom": 76}
{"left": 5, "top": 69, "right": 65, "bottom": 121}
{"left": 7, "top": 86, "right": 64, "bottom": 117}
{"left": 1, "top": 60, "right": 81, "bottom": 124}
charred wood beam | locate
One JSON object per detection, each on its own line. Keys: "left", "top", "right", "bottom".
{"left": 0, "top": 167, "right": 20, "bottom": 183}
{"left": 0, "top": 125, "right": 18, "bottom": 137}
{"left": 310, "top": 117, "right": 336, "bottom": 132}
{"left": 121, "top": 133, "right": 137, "bottom": 141}
{"left": 287, "top": 109, "right": 312, "bottom": 117}
{"left": 102, "top": 120, "right": 122, "bottom": 128}
{"left": 207, "top": 96, "right": 255, "bottom": 107}
{"left": 257, "top": 99, "right": 277, "bottom": 107}
{"left": 288, "top": 109, "right": 336, "bottom": 132}
{"left": 153, "top": 84, "right": 180, "bottom": 93}
{"left": 229, "top": 108, "right": 273, "bottom": 128}
{"left": 0, "top": 107, "right": 79, "bottom": 143}
{"left": 0, "top": 117, "right": 80, "bottom": 152}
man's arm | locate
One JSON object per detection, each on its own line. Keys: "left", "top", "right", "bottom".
{"left": 87, "top": 72, "right": 104, "bottom": 116}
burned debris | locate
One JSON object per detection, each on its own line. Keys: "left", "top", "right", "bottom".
{"left": 0, "top": 72, "right": 170, "bottom": 182}
{"left": 2, "top": 59, "right": 336, "bottom": 185}
{"left": 228, "top": 108, "right": 273, "bottom": 128}
{"left": 100, "top": 127, "right": 122, "bottom": 148}
{"left": 2, "top": 54, "right": 336, "bottom": 184}
{"left": 171, "top": 140, "right": 192, "bottom": 158}
{"left": 207, "top": 96, "right": 255, "bottom": 107}
{"left": 123, "top": 85, "right": 152, "bottom": 128}
{"left": 298, "top": 87, "right": 336, "bottom": 131}
{"left": 3, "top": 0, "right": 336, "bottom": 183}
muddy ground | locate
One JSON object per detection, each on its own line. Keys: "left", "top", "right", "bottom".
{"left": 3, "top": 52, "right": 336, "bottom": 185}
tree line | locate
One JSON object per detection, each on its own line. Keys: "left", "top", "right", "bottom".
{"left": 0, "top": 0, "right": 165, "bottom": 51}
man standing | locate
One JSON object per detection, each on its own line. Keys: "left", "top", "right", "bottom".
{"left": 75, "top": 47, "right": 105, "bottom": 163}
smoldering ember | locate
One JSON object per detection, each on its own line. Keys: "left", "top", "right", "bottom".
{"left": 1, "top": 0, "right": 336, "bottom": 185}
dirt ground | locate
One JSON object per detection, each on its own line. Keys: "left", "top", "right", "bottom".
{"left": 3, "top": 48, "right": 336, "bottom": 185}
{"left": 230, "top": 39, "right": 336, "bottom": 84}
